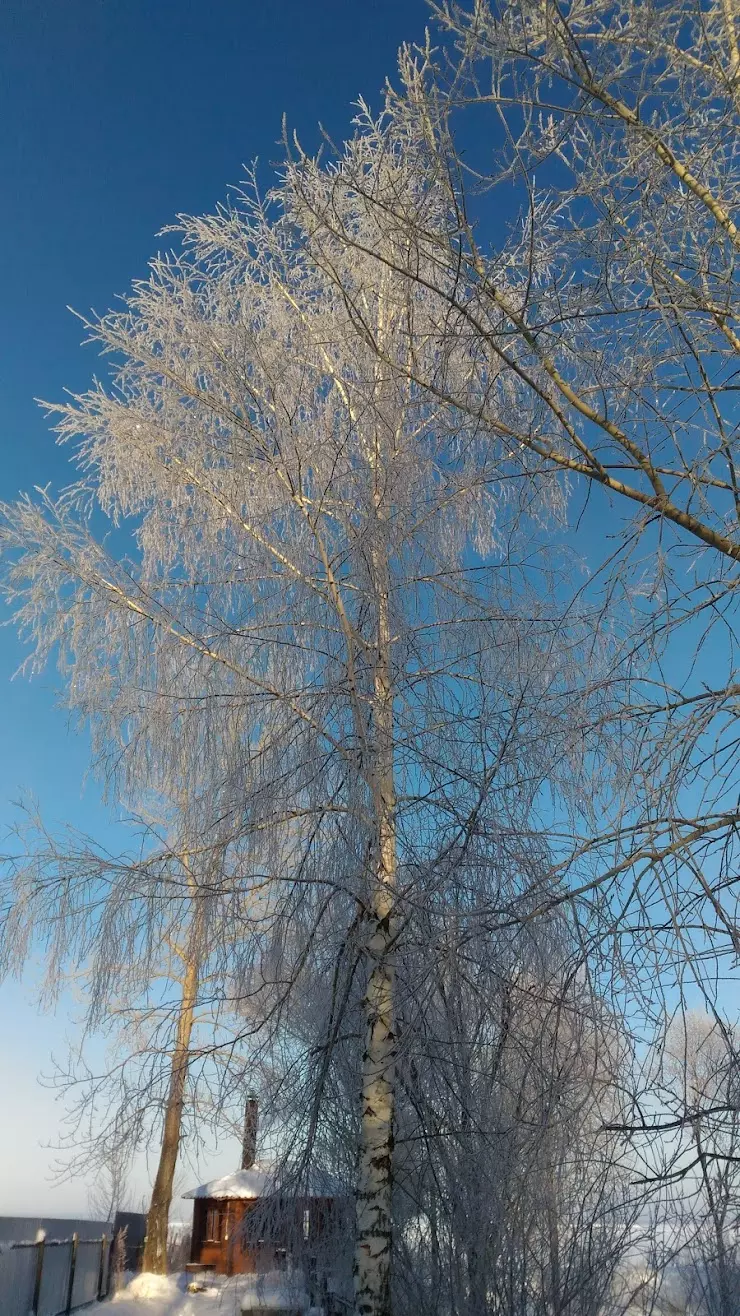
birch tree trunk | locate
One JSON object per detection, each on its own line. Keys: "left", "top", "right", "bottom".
{"left": 142, "top": 894, "right": 202, "bottom": 1274}
{"left": 354, "top": 509, "right": 397, "bottom": 1316}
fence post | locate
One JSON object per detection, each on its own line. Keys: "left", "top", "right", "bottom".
{"left": 96, "top": 1234, "right": 107, "bottom": 1301}
{"left": 105, "top": 1234, "right": 114, "bottom": 1298}
{"left": 31, "top": 1231, "right": 45, "bottom": 1316}
{"left": 65, "top": 1233, "right": 78, "bottom": 1315}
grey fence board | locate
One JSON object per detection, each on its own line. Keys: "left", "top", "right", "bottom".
{"left": 0, "top": 1233, "right": 111, "bottom": 1316}
{"left": 71, "top": 1240, "right": 103, "bottom": 1308}
{"left": 38, "top": 1241, "right": 73, "bottom": 1316}
{"left": 0, "top": 1244, "right": 37, "bottom": 1316}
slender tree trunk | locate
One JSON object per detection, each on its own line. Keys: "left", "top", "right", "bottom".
{"left": 354, "top": 530, "right": 397, "bottom": 1316}
{"left": 547, "top": 1162, "right": 562, "bottom": 1316}
{"left": 142, "top": 900, "right": 201, "bottom": 1274}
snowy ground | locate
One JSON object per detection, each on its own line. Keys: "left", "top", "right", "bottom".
{"left": 87, "top": 1270, "right": 318, "bottom": 1315}
{"left": 89, "top": 1268, "right": 689, "bottom": 1316}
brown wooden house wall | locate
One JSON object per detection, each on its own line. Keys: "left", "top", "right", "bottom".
{"left": 189, "top": 1195, "right": 336, "bottom": 1276}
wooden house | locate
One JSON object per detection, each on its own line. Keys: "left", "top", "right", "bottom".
{"left": 183, "top": 1100, "right": 341, "bottom": 1279}
{"left": 183, "top": 1167, "right": 339, "bottom": 1277}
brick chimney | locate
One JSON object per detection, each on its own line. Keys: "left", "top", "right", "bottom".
{"left": 241, "top": 1096, "right": 259, "bottom": 1170}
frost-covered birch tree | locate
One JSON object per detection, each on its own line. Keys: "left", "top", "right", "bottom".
{"left": 0, "top": 127, "right": 617, "bottom": 1314}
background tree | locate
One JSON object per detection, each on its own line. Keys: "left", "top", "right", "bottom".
{"left": 664, "top": 1013, "right": 740, "bottom": 1316}
{"left": 86, "top": 1131, "right": 132, "bottom": 1224}
{"left": 0, "top": 775, "right": 272, "bottom": 1274}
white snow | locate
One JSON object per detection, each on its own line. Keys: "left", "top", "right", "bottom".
{"left": 182, "top": 1163, "right": 343, "bottom": 1201}
{"left": 118, "top": 1274, "right": 184, "bottom": 1303}
{"left": 90, "top": 1272, "right": 210, "bottom": 1316}
{"left": 182, "top": 1167, "right": 272, "bottom": 1200}
{"left": 87, "top": 1270, "right": 317, "bottom": 1316}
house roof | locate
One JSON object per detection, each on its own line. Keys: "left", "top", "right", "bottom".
{"left": 183, "top": 1163, "right": 345, "bottom": 1201}
{"left": 182, "top": 1167, "right": 272, "bottom": 1200}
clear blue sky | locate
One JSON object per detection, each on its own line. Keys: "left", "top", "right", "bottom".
{"left": 0, "top": 0, "right": 427, "bottom": 1217}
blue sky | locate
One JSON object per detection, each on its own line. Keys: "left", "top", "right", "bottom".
{"left": 0, "top": 0, "right": 427, "bottom": 1217}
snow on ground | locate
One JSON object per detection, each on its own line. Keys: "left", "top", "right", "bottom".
{"left": 88, "top": 1270, "right": 317, "bottom": 1315}
{"left": 89, "top": 1272, "right": 231, "bottom": 1316}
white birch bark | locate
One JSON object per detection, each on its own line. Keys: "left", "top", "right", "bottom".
{"left": 355, "top": 533, "right": 397, "bottom": 1316}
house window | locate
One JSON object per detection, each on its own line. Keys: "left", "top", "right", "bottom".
{"left": 205, "top": 1207, "right": 222, "bottom": 1242}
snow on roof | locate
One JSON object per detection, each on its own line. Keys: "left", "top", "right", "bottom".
{"left": 182, "top": 1166, "right": 272, "bottom": 1200}
{"left": 183, "top": 1163, "right": 345, "bottom": 1201}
